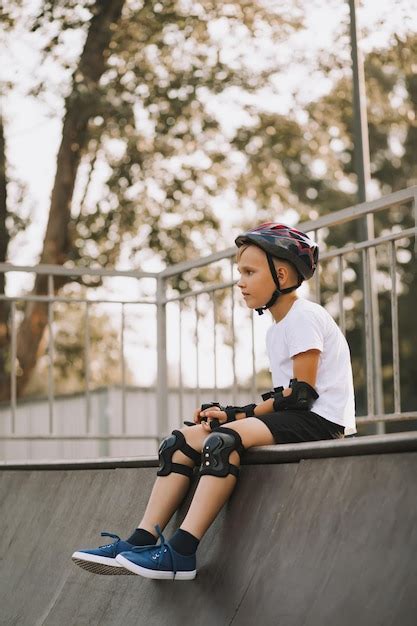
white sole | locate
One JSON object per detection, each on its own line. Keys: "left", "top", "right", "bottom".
{"left": 72, "top": 551, "right": 133, "bottom": 575}
{"left": 115, "top": 554, "right": 197, "bottom": 580}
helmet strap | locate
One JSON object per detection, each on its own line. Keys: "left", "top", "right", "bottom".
{"left": 255, "top": 254, "right": 302, "bottom": 316}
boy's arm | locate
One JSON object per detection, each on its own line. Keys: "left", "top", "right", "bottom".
{"left": 292, "top": 349, "right": 320, "bottom": 387}
{"left": 252, "top": 349, "right": 321, "bottom": 418}
{"left": 202, "top": 349, "right": 321, "bottom": 422}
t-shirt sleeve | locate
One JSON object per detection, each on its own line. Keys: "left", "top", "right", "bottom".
{"left": 285, "top": 309, "right": 325, "bottom": 358}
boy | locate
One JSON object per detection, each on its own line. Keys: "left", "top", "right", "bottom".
{"left": 72, "top": 223, "right": 356, "bottom": 580}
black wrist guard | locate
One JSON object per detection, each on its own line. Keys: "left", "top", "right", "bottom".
{"left": 200, "top": 402, "right": 256, "bottom": 427}
{"left": 272, "top": 378, "right": 319, "bottom": 411}
{"left": 224, "top": 404, "right": 257, "bottom": 422}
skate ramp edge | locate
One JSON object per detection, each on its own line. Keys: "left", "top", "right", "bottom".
{"left": 1, "top": 433, "right": 416, "bottom": 626}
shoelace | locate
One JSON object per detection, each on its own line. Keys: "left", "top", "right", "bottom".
{"left": 130, "top": 524, "right": 180, "bottom": 580}
{"left": 99, "top": 532, "right": 122, "bottom": 554}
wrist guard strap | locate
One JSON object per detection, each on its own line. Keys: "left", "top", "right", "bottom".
{"left": 261, "top": 386, "right": 284, "bottom": 401}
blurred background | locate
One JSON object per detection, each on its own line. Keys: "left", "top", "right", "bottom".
{"left": 0, "top": 0, "right": 416, "bottom": 459}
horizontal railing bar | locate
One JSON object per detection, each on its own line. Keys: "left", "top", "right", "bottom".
{"left": 0, "top": 435, "right": 161, "bottom": 441}
{"left": 0, "top": 295, "right": 155, "bottom": 306}
{"left": 162, "top": 227, "right": 416, "bottom": 302}
{"left": 159, "top": 187, "right": 417, "bottom": 279}
{"left": 319, "top": 226, "right": 417, "bottom": 261}
{"left": 164, "top": 280, "right": 236, "bottom": 303}
{"left": 160, "top": 247, "right": 236, "bottom": 278}
{"left": 299, "top": 186, "right": 417, "bottom": 233}
{"left": 0, "top": 262, "right": 158, "bottom": 279}
{"left": 356, "top": 411, "right": 417, "bottom": 423}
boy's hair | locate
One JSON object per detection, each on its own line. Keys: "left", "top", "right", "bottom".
{"left": 236, "top": 243, "right": 299, "bottom": 283}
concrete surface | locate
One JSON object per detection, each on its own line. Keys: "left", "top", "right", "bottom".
{"left": 1, "top": 437, "right": 417, "bottom": 626}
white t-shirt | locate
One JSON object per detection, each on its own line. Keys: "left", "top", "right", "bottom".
{"left": 266, "top": 298, "right": 357, "bottom": 435}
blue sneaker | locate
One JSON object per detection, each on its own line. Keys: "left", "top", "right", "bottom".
{"left": 116, "top": 525, "right": 197, "bottom": 580}
{"left": 72, "top": 532, "right": 138, "bottom": 575}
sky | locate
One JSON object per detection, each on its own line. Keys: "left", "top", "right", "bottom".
{"left": 1, "top": 0, "right": 416, "bottom": 389}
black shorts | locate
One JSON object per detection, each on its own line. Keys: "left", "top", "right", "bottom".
{"left": 256, "top": 410, "right": 345, "bottom": 444}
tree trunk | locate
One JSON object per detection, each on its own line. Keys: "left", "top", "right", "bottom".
{"left": 0, "top": 0, "right": 126, "bottom": 401}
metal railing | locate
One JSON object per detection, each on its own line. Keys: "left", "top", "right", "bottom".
{"left": 0, "top": 185, "right": 416, "bottom": 456}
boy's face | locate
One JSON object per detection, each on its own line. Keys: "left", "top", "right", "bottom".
{"left": 236, "top": 245, "right": 276, "bottom": 309}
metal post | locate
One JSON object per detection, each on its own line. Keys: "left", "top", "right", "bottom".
{"left": 349, "top": 0, "right": 371, "bottom": 203}
{"left": 212, "top": 292, "right": 218, "bottom": 399}
{"left": 84, "top": 301, "right": 91, "bottom": 434}
{"left": 349, "top": 0, "right": 384, "bottom": 432}
{"left": 195, "top": 296, "right": 200, "bottom": 408}
{"left": 178, "top": 300, "right": 184, "bottom": 427}
{"left": 47, "top": 275, "right": 55, "bottom": 434}
{"left": 389, "top": 241, "right": 401, "bottom": 415}
{"left": 10, "top": 300, "right": 16, "bottom": 434}
{"left": 156, "top": 277, "right": 168, "bottom": 439}
{"left": 121, "top": 303, "right": 126, "bottom": 434}
{"left": 230, "top": 258, "right": 237, "bottom": 404}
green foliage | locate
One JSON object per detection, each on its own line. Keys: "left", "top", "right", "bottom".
{"left": 1, "top": 2, "right": 416, "bottom": 409}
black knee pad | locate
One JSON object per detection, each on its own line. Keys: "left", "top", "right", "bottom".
{"left": 157, "top": 430, "right": 201, "bottom": 479}
{"left": 199, "top": 427, "right": 245, "bottom": 479}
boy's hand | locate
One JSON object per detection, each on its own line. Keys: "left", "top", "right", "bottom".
{"left": 193, "top": 406, "right": 227, "bottom": 430}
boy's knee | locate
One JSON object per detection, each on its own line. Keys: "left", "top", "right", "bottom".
{"left": 173, "top": 425, "right": 206, "bottom": 466}
{"left": 199, "top": 428, "right": 244, "bottom": 479}
{"left": 157, "top": 429, "right": 201, "bottom": 478}
{"left": 229, "top": 450, "right": 240, "bottom": 465}
{"left": 172, "top": 449, "right": 196, "bottom": 467}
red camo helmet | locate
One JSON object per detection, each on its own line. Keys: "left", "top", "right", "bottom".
{"left": 235, "top": 223, "right": 319, "bottom": 280}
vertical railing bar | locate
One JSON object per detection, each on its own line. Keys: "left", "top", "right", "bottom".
{"left": 85, "top": 301, "right": 91, "bottom": 434}
{"left": 313, "top": 229, "right": 320, "bottom": 303}
{"left": 47, "top": 275, "right": 54, "bottom": 434}
{"left": 413, "top": 194, "right": 417, "bottom": 255}
{"left": 390, "top": 240, "right": 401, "bottom": 414}
{"left": 178, "top": 300, "right": 183, "bottom": 427}
{"left": 362, "top": 248, "right": 375, "bottom": 417}
{"left": 156, "top": 277, "right": 168, "bottom": 440}
{"left": 212, "top": 291, "right": 218, "bottom": 399}
{"left": 10, "top": 300, "right": 17, "bottom": 434}
{"left": 121, "top": 303, "right": 126, "bottom": 434}
{"left": 230, "top": 258, "right": 237, "bottom": 405}
{"left": 369, "top": 244, "right": 384, "bottom": 433}
{"left": 195, "top": 296, "right": 200, "bottom": 409}
{"left": 250, "top": 310, "right": 256, "bottom": 401}
{"left": 337, "top": 256, "right": 346, "bottom": 336}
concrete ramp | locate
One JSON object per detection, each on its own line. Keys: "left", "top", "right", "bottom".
{"left": 1, "top": 433, "right": 417, "bottom": 626}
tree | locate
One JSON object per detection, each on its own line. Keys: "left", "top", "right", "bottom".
{"left": 0, "top": 0, "right": 304, "bottom": 399}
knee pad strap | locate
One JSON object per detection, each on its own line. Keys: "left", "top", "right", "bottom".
{"left": 157, "top": 430, "right": 201, "bottom": 479}
{"left": 199, "top": 427, "right": 245, "bottom": 479}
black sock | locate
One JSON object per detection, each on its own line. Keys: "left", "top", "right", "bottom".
{"left": 127, "top": 528, "right": 157, "bottom": 547}
{"left": 169, "top": 528, "right": 200, "bottom": 556}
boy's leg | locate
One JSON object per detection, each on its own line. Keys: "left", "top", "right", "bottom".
{"left": 114, "top": 418, "right": 275, "bottom": 579}
{"left": 137, "top": 424, "right": 209, "bottom": 536}
{"left": 72, "top": 425, "right": 208, "bottom": 575}
{"left": 180, "top": 417, "right": 274, "bottom": 539}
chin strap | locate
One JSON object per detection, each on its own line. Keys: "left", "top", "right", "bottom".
{"left": 255, "top": 254, "right": 302, "bottom": 316}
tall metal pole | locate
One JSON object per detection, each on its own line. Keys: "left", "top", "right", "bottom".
{"left": 349, "top": 0, "right": 385, "bottom": 433}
